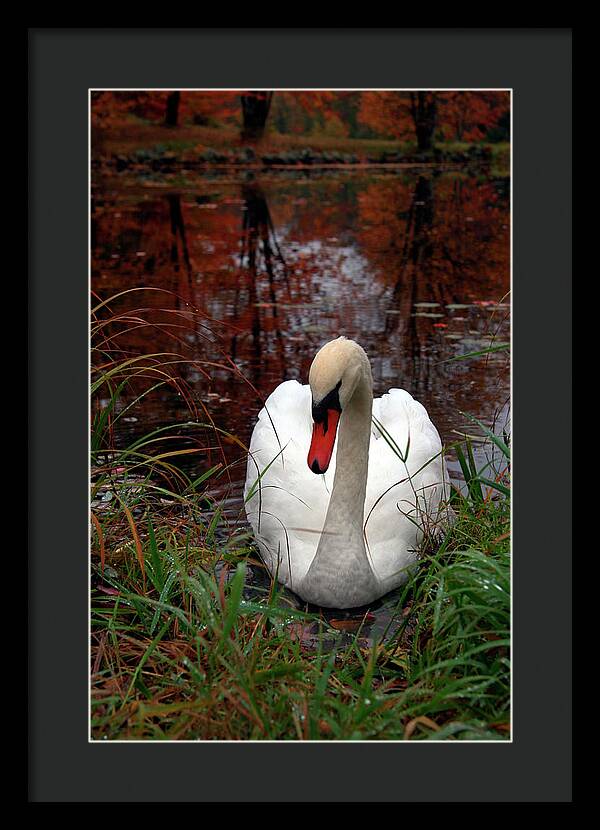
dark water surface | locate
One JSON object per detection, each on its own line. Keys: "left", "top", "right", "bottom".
{"left": 92, "top": 166, "right": 510, "bottom": 512}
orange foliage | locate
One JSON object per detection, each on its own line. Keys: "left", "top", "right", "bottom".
{"left": 91, "top": 91, "right": 241, "bottom": 130}
{"left": 92, "top": 90, "right": 509, "bottom": 144}
{"left": 358, "top": 90, "right": 508, "bottom": 144}
{"left": 358, "top": 92, "right": 417, "bottom": 141}
{"left": 437, "top": 91, "right": 509, "bottom": 141}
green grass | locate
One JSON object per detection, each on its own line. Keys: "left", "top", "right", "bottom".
{"left": 90, "top": 498, "right": 510, "bottom": 740}
{"left": 91, "top": 289, "right": 510, "bottom": 741}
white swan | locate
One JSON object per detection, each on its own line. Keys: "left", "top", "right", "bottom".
{"left": 244, "top": 337, "right": 451, "bottom": 608}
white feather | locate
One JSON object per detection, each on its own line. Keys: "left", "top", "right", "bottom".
{"left": 244, "top": 379, "right": 450, "bottom": 599}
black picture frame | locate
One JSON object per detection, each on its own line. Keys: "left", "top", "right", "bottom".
{"left": 29, "top": 28, "right": 572, "bottom": 803}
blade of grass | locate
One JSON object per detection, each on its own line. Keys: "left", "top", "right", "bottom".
{"left": 460, "top": 411, "right": 510, "bottom": 460}
{"left": 147, "top": 518, "right": 164, "bottom": 592}
{"left": 116, "top": 495, "right": 146, "bottom": 592}
{"left": 221, "top": 563, "right": 246, "bottom": 643}
{"left": 91, "top": 512, "right": 105, "bottom": 576}
{"left": 439, "top": 343, "right": 509, "bottom": 363}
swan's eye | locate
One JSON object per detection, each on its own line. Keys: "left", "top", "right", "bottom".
{"left": 312, "top": 380, "right": 342, "bottom": 426}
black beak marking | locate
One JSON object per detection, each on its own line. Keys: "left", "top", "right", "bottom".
{"left": 312, "top": 380, "right": 342, "bottom": 426}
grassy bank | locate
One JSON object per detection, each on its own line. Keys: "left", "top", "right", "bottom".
{"left": 90, "top": 291, "right": 510, "bottom": 741}
{"left": 92, "top": 118, "right": 509, "bottom": 175}
{"left": 95, "top": 120, "right": 407, "bottom": 159}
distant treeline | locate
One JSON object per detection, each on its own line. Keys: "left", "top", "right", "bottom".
{"left": 92, "top": 90, "right": 510, "bottom": 149}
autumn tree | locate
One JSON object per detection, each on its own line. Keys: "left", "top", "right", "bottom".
{"left": 359, "top": 90, "right": 509, "bottom": 150}
{"left": 91, "top": 91, "right": 240, "bottom": 132}
{"left": 240, "top": 92, "right": 274, "bottom": 141}
{"left": 185, "top": 92, "right": 239, "bottom": 127}
{"left": 269, "top": 91, "right": 347, "bottom": 137}
{"left": 359, "top": 92, "right": 438, "bottom": 151}
{"left": 164, "top": 92, "right": 181, "bottom": 127}
{"left": 90, "top": 91, "right": 145, "bottom": 131}
{"left": 437, "top": 91, "right": 509, "bottom": 141}
{"left": 410, "top": 93, "right": 437, "bottom": 151}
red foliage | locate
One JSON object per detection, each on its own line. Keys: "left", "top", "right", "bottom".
{"left": 358, "top": 90, "right": 508, "bottom": 144}
{"left": 91, "top": 90, "right": 509, "bottom": 145}
{"left": 437, "top": 91, "right": 509, "bottom": 141}
{"left": 91, "top": 91, "right": 241, "bottom": 130}
{"left": 358, "top": 92, "right": 418, "bottom": 141}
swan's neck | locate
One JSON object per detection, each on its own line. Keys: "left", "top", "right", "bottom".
{"left": 327, "top": 382, "right": 372, "bottom": 533}
{"left": 301, "top": 370, "right": 380, "bottom": 607}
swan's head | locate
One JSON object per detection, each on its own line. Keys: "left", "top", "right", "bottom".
{"left": 307, "top": 337, "right": 371, "bottom": 474}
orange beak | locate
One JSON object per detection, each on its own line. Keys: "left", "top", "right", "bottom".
{"left": 307, "top": 409, "right": 341, "bottom": 474}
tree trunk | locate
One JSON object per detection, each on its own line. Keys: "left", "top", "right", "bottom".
{"left": 410, "top": 92, "right": 437, "bottom": 152}
{"left": 164, "top": 92, "right": 180, "bottom": 127}
{"left": 240, "top": 92, "right": 273, "bottom": 141}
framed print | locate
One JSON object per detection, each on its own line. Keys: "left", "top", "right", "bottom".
{"left": 29, "top": 28, "right": 572, "bottom": 803}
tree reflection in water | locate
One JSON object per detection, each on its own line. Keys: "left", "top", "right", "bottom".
{"left": 231, "top": 182, "right": 290, "bottom": 388}
{"left": 91, "top": 169, "right": 509, "bottom": 486}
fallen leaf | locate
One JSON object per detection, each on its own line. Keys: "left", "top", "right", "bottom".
{"left": 490, "top": 722, "right": 511, "bottom": 733}
{"left": 329, "top": 619, "right": 362, "bottom": 632}
{"left": 95, "top": 583, "right": 120, "bottom": 596}
{"left": 404, "top": 715, "right": 440, "bottom": 740}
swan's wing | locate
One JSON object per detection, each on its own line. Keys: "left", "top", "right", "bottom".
{"left": 367, "top": 389, "right": 451, "bottom": 583}
{"left": 244, "top": 380, "right": 334, "bottom": 589}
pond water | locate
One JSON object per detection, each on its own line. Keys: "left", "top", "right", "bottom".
{"left": 92, "top": 165, "right": 510, "bottom": 524}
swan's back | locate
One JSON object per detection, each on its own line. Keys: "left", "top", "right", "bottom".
{"left": 244, "top": 381, "right": 450, "bottom": 596}
{"left": 366, "top": 389, "right": 449, "bottom": 586}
